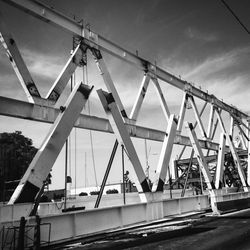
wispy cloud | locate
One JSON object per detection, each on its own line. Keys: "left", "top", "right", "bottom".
{"left": 159, "top": 45, "right": 250, "bottom": 112}
{"left": 182, "top": 46, "right": 250, "bottom": 81}
{"left": 185, "top": 27, "right": 218, "bottom": 42}
{"left": 21, "top": 48, "right": 66, "bottom": 80}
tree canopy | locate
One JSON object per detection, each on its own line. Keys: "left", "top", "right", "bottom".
{"left": 0, "top": 131, "right": 37, "bottom": 201}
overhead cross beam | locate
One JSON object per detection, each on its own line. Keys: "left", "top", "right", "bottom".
{"left": 0, "top": 95, "right": 230, "bottom": 151}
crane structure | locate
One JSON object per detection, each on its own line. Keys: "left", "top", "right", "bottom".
{"left": 0, "top": 0, "right": 250, "bottom": 247}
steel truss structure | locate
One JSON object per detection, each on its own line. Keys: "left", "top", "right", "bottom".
{"left": 0, "top": 0, "right": 250, "bottom": 211}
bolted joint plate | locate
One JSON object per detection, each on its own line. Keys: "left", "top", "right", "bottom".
{"left": 77, "top": 83, "right": 94, "bottom": 99}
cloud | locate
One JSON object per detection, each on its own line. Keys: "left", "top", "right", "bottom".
{"left": 182, "top": 46, "right": 250, "bottom": 82}
{"left": 21, "top": 48, "right": 65, "bottom": 80}
{"left": 158, "top": 45, "right": 250, "bottom": 111}
{"left": 185, "top": 27, "right": 218, "bottom": 42}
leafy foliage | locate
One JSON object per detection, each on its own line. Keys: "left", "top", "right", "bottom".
{"left": 106, "top": 189, "right": 119, "bottom": 194}
{"left": 79, "top": 192, "right": 88, "bottom": 196}
{"left": 0, "top": 131, "right": 38, "bottom": 201}
{"left": 90, "top": 191, "right": 100, "bottom": 195}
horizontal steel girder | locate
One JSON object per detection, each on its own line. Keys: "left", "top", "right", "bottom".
{"left": 0, "top": 95, "right": 227, "bottom": 152}
{"left": 1, "top": 0, "right": 248, "bottom": 120}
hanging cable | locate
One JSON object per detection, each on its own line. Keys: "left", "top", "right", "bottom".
{"left": 74, "top": 122, "right": 77, "bottom": 197}
{"left": 85, "top": 62, "right": 98, "bottom": 189}
{"left": 220, "top": 0, "right": 250, "bottom": 34}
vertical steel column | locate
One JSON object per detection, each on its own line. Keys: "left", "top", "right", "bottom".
{"left": 181, "top": 149, "right": 194, "bottom": 197}
{"left": 64, "top": 139, "right": 68, "bottom": 210}
{"left": 152, "top": 115, "right": 178, "bottom": 192}
{"left": 122, "top": 145, "right": 126, "bottom": 204}
{"left": 17, "top": 217, "right": 26, "bottom": 250}
{"left": 248, "top": 120, "right": 250, "bottom": 185}
{"left": 97, "top": 89, "right": 150, "bottom": 193}
{"left": 215, "top": 133, "right": 226, "bottom": 189}
{"left": 229, "top": 116, "right": 234, "bottom": 138}
{"left": 34, "top": 215, "right": 41, "bottom": 250}
{"left": 185, "top": 122, "right": 215, "bottom": 190}
{"left": 215, "top": 108, "right": 248, "bottom": 191}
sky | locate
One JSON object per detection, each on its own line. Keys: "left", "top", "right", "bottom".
{"left": 0, "top": 0, "right": 249, "bottom": 191}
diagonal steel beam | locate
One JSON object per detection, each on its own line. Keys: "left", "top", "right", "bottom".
{"left": 215, "top": 133, "right": 226, "bottom": 189}
{"left": 185, "top": 121, "right": 215, "bottom": 191}
{"left": 177, "top": 92, "right": 188, "bottom": 133}
{"left": 130, "top": 73, "right": 150, "bottom": 121}
{"left": 46, "top": 43, "right": 86, "bottom": 102}
{"left": 152, "top": 114, "right": 178, "bottom": 192}
{"left": 215, "top": 108, "right": 249, "bottom": 191}
{"left": 97, "top": 89, "right": 150, "bottom": 193}
{"left": 91, "top": 48, "right": 127, "bottom": 118}
{"left": 8, "top": 83, "right": 93, "bottom": 204}
{"left": 188, "top": 95, "right": 207, "bottom": 139}
{"left": 151, "top": 77, "right": 170, "bottom": 122}
{"left": 0, "top": 10, "right": 40, "bottom": 102}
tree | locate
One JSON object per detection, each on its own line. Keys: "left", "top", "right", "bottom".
{"left": 0, "top": 131, "right": 38, "bottom": 202}
{"left": 106, "top": 189, "right": 119, "bottom": 194}
{"left": 90, "top": 191, "right": 100, "bottom": 195}
{"left": 79, "top": 192, "right": 88, "bottom": 196}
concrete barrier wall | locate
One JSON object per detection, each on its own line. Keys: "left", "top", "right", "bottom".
{"left": 0, "top": 190, "right": 199, "bottom": 223}
{"left": 0, "top": 194, "right": 210, "bottom": 245}
{"left": 214, "top": 191, "right": 250, "bottom": 202}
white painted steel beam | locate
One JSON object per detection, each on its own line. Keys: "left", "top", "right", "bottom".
{"left": 177, "top": 92, "right": 188, "bottom": 133}
{"left": 91, "top": 49, "right": 127, "bottom": 117}
{"left": 1, "top": 0, "right": 248, "bottom": 120}
{"left": 8, "top": 83, "right": 93, "bottom": 204}
{"left": 151, "top": 77, "right": 170, "bottom": 122}
{"left": 176, "top": 154, "right": 218, "bottom": 166}
{"left": 189, "top": 95, "right": 207, "bottom": 139}
{"left": 0, "top": 10, "right": 40, "bottom": 103}
{"left": 229, "top": 116, "right": 234, "bottom": 137}
{"left": 97, "top": 89, "right": 150, "bottom": 193}
{"left": 235, "top": 123, "right": 248, "bottom": 150}
{"left": 248, "top": 121, "right": 250, "bottom": 185}
{"left": 0, "top": 96, "right": 229, "bottom": 152}
{"left": 215, "top": 133, "right": 226, "bottom": 189}
{"left": 152, "top": 115, "right": 178, "bottom": 192}
{"left": 46, "top": 43, "right": 85, "bottom": 102}
{"left": 185, "top": 122, "right": 215, "bottom": 190}
{"left": 130, "top": 74, "right": 150, "bottom": 121}
{"left": 215, "top": 108, "right": 249, "bottom": 191}
{"left": 207, "top": 104, "right": 215, "bottom": 139}
{"left": 177, "top": 102, "right": 208, "bottom": 160}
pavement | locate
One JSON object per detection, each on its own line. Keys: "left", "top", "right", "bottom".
{"left": 47, "top": 209, "right": 250, "bottom": 250}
